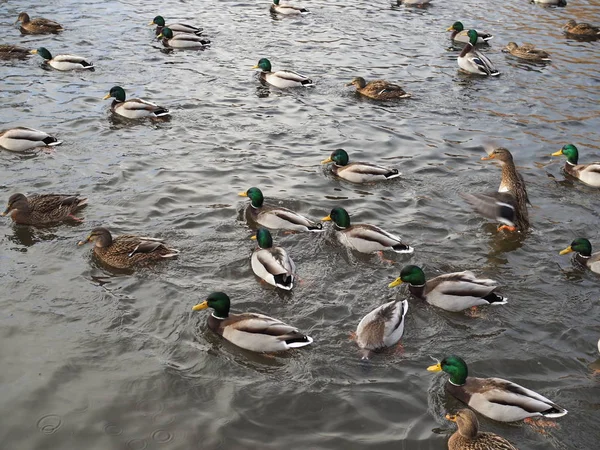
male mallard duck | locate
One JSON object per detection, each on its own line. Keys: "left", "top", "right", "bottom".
{"left": 551, "top": 144, "right": 600, "bottom": 187}
{"left": 559, "top": 238, "right": 600, "bottom": 274}
{"left": 321, "top": 149, "right": 400, "bottom": 183}
{"left": 78, "top": 227, "right": 179, "bottom": 269}
{"left": 427, "top": 355, "right": 568, "bottom": 422}
{"left": 346, "top": 77, "right": 411, "bottom": 100}
{"left": 251, "top": 228, "right": 295, "bottom": 290}
{"left": 0, "top": 44, "right": 32, "bottom": 59}
{"left": 16, "top": 12, "right": 63, "bottom": 34}
{"left": 355, "top": 299, "right": 408, "bottom": 360}
{"left": 103, "top": 86, "right": 170, "bottom": 119}
{"left": 239, "top": 187, "right": 323, "bottom": 232}
{"left": 157, "top": 27, "right": 209, "bottom": 49}
{"left": 252, "top": 58, "right": 313, "bottom": 88}
{"left": 192, "top": 292, "right": 313, "bottom": 353}
{"left": 270, "top": 0, "right": 309, "bottom": 15}
{"left": 503, "top": 42, "right": 551, "bottom": 62}
{"left": 446, "top": 409, "right": 519, "bottom": 450}
{"left": 389, "top": 265, "right": 507, "bottom": 312}
{"left": 149, "top": 15, "right": 203, "bottom": 36}
{"left": 31, "top": 47, "right": 94, "bottom": 71}
{"left": 563, "top": 20, "right": 600, "bottom": 37}
{"left": 0, "top": 127, "right": 61, "bottom": 152}
{"left": 458, "top": 30, "right": 500, "bottom": 76}
{"left": 447, "top": 21, "right": 493, "bottom": 44}
{"left": 2, "top": 193, "right": 87, "bottom": 225}
{"left": 322, "top": 207, "right": 413, "bottom": 254}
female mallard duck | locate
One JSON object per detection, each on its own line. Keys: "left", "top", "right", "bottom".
{"left": 427, "top": 356, "right": 568, "bottom": 422}
{"left": 321, "top": 149, "right": 400, "bottom": 183}
{"left": 458, "top": 30, "right": 499, "bottom": 76}
{"left": 149, "top": 15, "right": 203, "bottom": 36}
{"left": 252, "top": 58, "right": 313, "bottom": 88}
{"left": 157, "top": 27, "right": 210, "bottom": 49}
{"left": 192, "top": 292, "right": 313, "bottom": 353}
{"left": 0, "top": 44, "right": 32, "bottom": 59}
{"left": 551, "top": 144, "right": 600, "bottom": 187}
{"left": 239, "top": 187, "right": 323, "bottom": 232}
{"left": 16, "top": 12, "right": 63, "bottom": 34}
{"left": 322, "top": 207, "right": 413, "bottom": 254}
{"left": 270, "top": 0, "right": 309, "bottom": 15}
{"left": 103, "top": 86, "right": 170, "bottom": 119}
{"left": 559, "top": 238, "right": 600, "bottom": 274}
{"left": 503, "top": 42, "right": 551, "bottom": 62}
{"left": 78, "top": 227, "right": 179, "bottom": 269}
{"left": 389, "top": 266, "right": 506, "bottom": 312}
{"left": 2, "top": 193, "right": 87, "bottom": 225}
{"left": 355, "top": 299, "right": 408, "bottom": 360}
{"left": 0, "top": 127, "right": 61, "bottom": 152}
{"left": 251, "top": 228, "right": 295, "bottom": 290}
{"left": 346, "top": 77, "right": 411, "bottom": 100}
{"left": 447, "top": 21, "right": 493, "bottom": 44}
{"left": 31, "top": 47, "right": 94, "bottom": 71}
{"left": 563, "top": 20, "right": 600, "bottom": 37}
{"left": 446, "top": 409, "right": 519, "bottom": 450}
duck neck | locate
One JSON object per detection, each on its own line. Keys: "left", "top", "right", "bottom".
{"left": 457, "top": 418, "right": 478, "bottom": 440}
{"left": 459, "top": 43, "right": 473, "bottom": 58}
{"left": 500, "top": 161, "right": 518, "bottom": 190}
{"left": 408, "top": 284, "right": 425, "bottom": 299}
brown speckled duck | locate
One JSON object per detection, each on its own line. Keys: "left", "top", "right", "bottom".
{"left": 446, "top": 409, "right": 519, "bottom": 450}
{"left": 2, "top": 193, "right": 87, "bottom": 225}
{"left": 563, "top": 20, "right": 600, "bottom": 37}
{"left": 346, "top": 77, "right": 411, "bottom": 100}
{"left": 503, "top": 42, "right": 551, "bottom": 62}
{"left": 16, "top": 12, "right": 63, "bottom": 34}
{"left": 0, "top": 44, "right": 32, "bottom": 59}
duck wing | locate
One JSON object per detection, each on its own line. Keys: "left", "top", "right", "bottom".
{"left": 461, "top": 192, "right": 517, "bottom": 228}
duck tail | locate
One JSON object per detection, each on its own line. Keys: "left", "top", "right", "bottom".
{"left": 385, "top": 169, "right": 401, "bottom": 179}
{"left": 43, "top": 136, "right": 62, "bottom": 146}
{"left": 308, "top": 222, "right": 324, "bottom": 232}
{"left": 285, "top": 334, "right": 313, "bottom": 348}
{"left": 484, "top": 292, "right": 507, "bottom": 305}
{"left": 301, "top": 79, "right": 314, "bottom": 87}
{"left": 154, "top": 108, "right": 170, "bottom": 117}
{"left": 391, "top": 243, "right": 414, "bottom": 254}
{"left": 274, "top": 274, "right": 294, "bottom": 290}
{"left": 543, "top": 406, "right": 568, "bottom": 418}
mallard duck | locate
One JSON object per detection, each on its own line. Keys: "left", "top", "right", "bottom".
{"left": 2, "top": 193, "right": 87, "bottom": 225}
{"left": 446, "top": 409, "right": 519, "bottom": 450}
{"left": 252, "top": 58, "right": 313, "bottom": 88}
{"left": 78, "top": 227, "right": 179, "bottom": 269}
{"left": 458, "top": 30, "right": 500, "bottom": 76}
{"left": 157, "top": 27, "right": 210, "bottom": 49}
{"left": 270, "top": 0, "right": 309, "bottom": 15}
{"left": 427, "top": 356, "right": 568, "bottom": 422}
{"left": 16, "top": 12, "right": 63, "bottom": 34}
{"left": 447, "top": 21, "right": 493, "bottom": 44}
{"left": 251, "top": 228, "right": 295, "bottom": 290}
{"left": 31, "top": 47, "right": 94, "bottom": 71}
{"left": 551, "top": 144, "right": 600, "bottom": 187}
{"left": 321, "top": 149, "right": 400, "bottom": 183}
{"left": 322, "top": 207, "right": 413, "bottom": 254}
{"left": 389, "top": 265, "right": 507, "bottom": 312}
{"left": 0, "top": 127, "right": 61, "bottom": 152}
{"left": 463, "top": 148, "right": 529, "bottom": 232}
{"left": 149, "top": 15, "right": 203, "bottom": 36}
{"left": 346, "top": 77, "right": 411, "bottom": 100}
{"left": 563, "top": 20, "right": 600, "bottom": 37}
{"left": 356, "top": 299, "right": 408, "bottom": 360}
{"left": 559, "top": 238, "right": 600, "bottom": 274}
{"left": 503, "top": 42, "right": 551, "bottom": 62}
{"left": 103, "top": 86, "right": 170, "bottom": 119}
{"left": 239, "top": 187, "right": 323, "bottom": 232}
{"left": 0, "top": 44, "right": 32, "bottom": 59}
{"left": 534, "top": 0, "right": 566, "bottom": 6}
{"left": 192, "top": 292, "right": 313, "bottom": 353}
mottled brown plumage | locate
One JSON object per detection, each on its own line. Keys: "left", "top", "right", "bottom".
{"left": 563, "top": 20, "right": 600, "bottom": 37}
{"left": 446, "top": 409, "right": 519, "bottom": 450}
{"left": 346, "top": 77, "right": 411, "bottom": 100}
{"left": 0, "top": 45, "right": 32, "bottom": 59}
{"left": 503, "top": 42, "right": 550, "bottom": 62}
{"left": 16, "top": 12, "right": 63, "bottom": 34}
{"left": 2, "top": 193, "right": 87, "bottom": 225}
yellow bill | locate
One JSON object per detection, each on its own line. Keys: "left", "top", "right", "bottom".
{"left": 250, "top": 235, "right": 257, "bottom": 240}
{"left": 321, "top": 157, "right": 333, "bottom": 164}
{"left": 559, "top": 246, "right": 573, "bottom": 255}
{"left": 148, "top": 21, "right": 155, "bottom": 26}
{"left": 388, "top": 277, "right": 403, "bottom": 288}
{"left": 446, "top": 26, "right": 454, "bottom": 31}
{"left": 321, "top": 215, "right": 332, "bottom": 221}
{"left": 427, "top": 362, "right": 442, "bottom": 372}
{"left": 102, "top": 93, "right": 111, "bottom": 100}
{"left": 551, "top": 149, "right": 563, "bottom": 156}
{"left": 238, "top": 191, "right": 248, "bottom": 197}
{"left": 157, "top": 33, "right": 164, "bottom": 39}
{"left": 192, "top": 301, "right": 209, "bottom": 311}
{"left": 30, "top": 49, "right": 38, "bottom": 54}
{"left": 251, "top": 65, "right": 259, "bottom": 69}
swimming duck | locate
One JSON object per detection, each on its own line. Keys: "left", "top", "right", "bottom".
{"left": 16, "top": 12, "right": 63, "bottom": 34}
{"left": 389, "top": 265, "right": 507, "bottom": 312}
{"left": 239, "top": 187, "right": 323, "bottom": 232}
{"left": 157, "top": 27, "right": 210, "bottom": 48}
{"left": 322, "top": 207, "right": 413, "bottom": 254}
{"left": 192, "top": 292, "right": 313, "bottom": 353}
{"left": 533, "top": 0, "right": 566, "bottom": 6}
{"left": 446, "top": 21, "right": 493, "bottom": 44}
{"left": 0, "top": 44, "right": 32, "bottom": 59}
{"left": 458, "top": 30, "right": 499, "bottom": 76}
{"left": 103, "top": 86, "right": 170, "bottom": 119}
{"left": 321, "top": 149, "right": 400, "bottom": 183}
{"left": 252, "top": 58, "right": 313, "bottom": 88}
{"left": 503, "top": 42, "right": 551, "bottom": 62}
{"left": 78, "top": 227, "right": 179, "bottom": 269}
{"left": 251, "top": 228, "right": 295, "bottom": 290}
{"left": 0, "top": 127, "right": 61, "bottom": 152}
{"left": 559, "top": 238, "right": 600, "bottom": 274}
{"left": 355, "top": 299, "right": 408, "bottom": 360}
{"left": 2, "top": 193, "right": 87, "bottom": 225}
{"left": 563, "top": 20, "right": 600, "bottom": 37}
{"left": 446, "top": 409, "right": 519, "bottom": 450}
{"left": 551, "top": 144, "right": 600, "bottom": 187}
{"left": 427, "top": 356, "right": 568, "bottom": 422}
{"left": 346, "top": 77, "right": 411, "bottom": 100}
{"left": 270, "top": 0, "right": 309, "bottom": 15}
{"left": 149, "top": 15, "right": 203, "bottom": 36}
{"left": 31, "top": 47, "right": 94, "bottom": 71}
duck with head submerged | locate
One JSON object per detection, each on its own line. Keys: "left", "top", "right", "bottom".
{"left": 446, "top": 409, "right": 519, "bottom": 450}
{"left": 250, "top": 228, "right": 295, "bottom": 290}
{"left": 2, "top": 193, "right": 87, "bottom": 225}
{"left": 149, "top": 15, "right": 203, "bottom": 36}
{"left": 252, "top": 58, "right": 313, "bottom": 88}
{"left": 345, "top": 77, "right": 411, "bottom": 101}
{"left": 458, "top": 30, "right": 499, "bottom": 76}
{"left": 16, "top": 12, "right": 63, "bottom": 34}
{"left": 447, "top": 21, "right": 493, "bottom": 44}
{"left": 157, "top": 27, "right": 210, "bottom": 48}
{"left": 103, "top": 86, "right": 170, "bottom": 119}
{"left": 270, "top": 0, "right": 309, "bottom": 15}
{"left": 551, "top": 144, "right": 600, "bottom": 187}
{"left": 321, "top": 149, "right": 400, "bottom": 183}
{"left": 31, "top": 47, "right": 94, "bottom": 71}
{"left": 559, "top": 238, "right": 600, "bottom": 274}
{"left": 355, "top": 298, "right": 408, "bottom": 360}
{"left": 0, "top": 127, "right": 61, "bottom": 152}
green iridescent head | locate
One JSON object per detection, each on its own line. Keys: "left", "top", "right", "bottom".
{"left": 389, "top": 265, "right": 426, "bottom": 288}
{"left": 152, "top": 15, "right": 166, "bottom": 27}
{"left": 103, "top": 86, "right": 126, "bottom": 102}
{"left": 427, "top": 355, "right": 468, "bottom": 386}
{"left": 158, "top": 27, "right": 174, "bottom": 39}
{"left": 467, "top": 30, "right": 479, "bottom": 46}
{"left": 322, "top": 149, "right": 349, "bottom": 166}
{"left": 273, "top": 0, "right": 281, "bottom": 5}
{"left": 552, "top": 144, "right": 579, "bottom": 165}
{"left": 253, "top": 228, "right": 273, "bottom": 249}
{"left": 32, "top": 47, "right": 52, "bottom": 60}
{"left": 448, "top": 21, "right": 464, "bottom": 32}
{"left": 253, "top": 58, "right": 272, "bottom": 72}
{"left": 192, "top": 292, "right": 231, "bottom": 318}
{"left": 239, "top": 187, "right": 264, "bottom": 208}
{"left": 560, "top": 238, "right": 592, "bottom": 257}
{"left": 323, "top": 207, "right": 351, "bottom": 228}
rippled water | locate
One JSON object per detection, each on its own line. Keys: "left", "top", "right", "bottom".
{"left": 2, "top": 0, "right": 600, "bottom": 449}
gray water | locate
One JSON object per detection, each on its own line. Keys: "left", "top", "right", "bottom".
{"left": 1, "top": 0, "right": 599, "bottom": 449}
